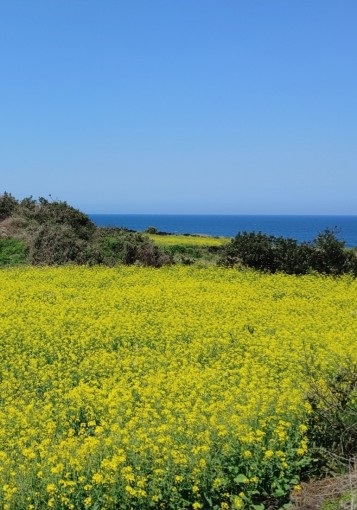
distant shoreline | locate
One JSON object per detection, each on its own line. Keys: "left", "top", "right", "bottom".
{"left": 89, "top": 214, "right": 357, "bottom": 247}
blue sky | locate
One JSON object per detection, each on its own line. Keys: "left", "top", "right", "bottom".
{"left": 1, "top": 1, "right": 356, "bottom": 214}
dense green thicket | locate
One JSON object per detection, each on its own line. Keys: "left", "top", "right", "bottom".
{"left": 0, "top": 193, "right": 170, "bottom": 267}
{"left": 219, "top": 231, "right": 357, "bottom": 276}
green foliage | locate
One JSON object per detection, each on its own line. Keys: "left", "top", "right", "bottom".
{"left": 27, "top": 224, "right": 89, "bottom": 265}
{"left": 312, "top": 229, "right": 355, "bottom": 275}
{"left": 273, "top": 237, "right": 314, "bottom": 275}
{"left": 303, "top": 350, "right": 357, "bottom": 477}
{"left": 0, "top": 238, "right": 27, "bottom": 266}
{"left": 0, "top": 192, "right": 18, "bottom": 221}
{"left": 94, "top": 228, "right": 172, "bottom": 267}
{"left": 0, "top": 195, "right": 97, "bottom": 265}
{"left": 321, "top": 489, "right": 357, "bottom": 510}
{"left": 219, "top": 232, "right": 276, "bottom": 271}
{"left": 219, "top": 230, "right": 357, "bottom": 276}
{"left": 219, "top": 231, "right": 314, "bottom": 274}
{"left": 145, "top": 226, "right": 159, "bottom": 234}
{"left": 162, "top": 243, "right": 210, "bottom": 265}
{"left": 0, "top": 194, "right": 171, "bottom": 268}
{"left": 26, "top": 226, "right": 171, "bottom": 267}
{"left": 17, "top": 196, "right": 96, "bottom": 240}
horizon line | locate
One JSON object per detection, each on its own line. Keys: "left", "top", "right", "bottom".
{"left": 87, "top": 212, "right": 357, "bottom": 217}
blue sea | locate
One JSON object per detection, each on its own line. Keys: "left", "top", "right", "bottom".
{"left": 89, "top": 215, "right": 357, "bottom": 247}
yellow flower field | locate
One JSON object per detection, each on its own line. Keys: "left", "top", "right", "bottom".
{"left": 0, "top": 266, "right": 356, "bottom": 509}
{"left": 147, "top": 234, "right": 229, "bottom": 247}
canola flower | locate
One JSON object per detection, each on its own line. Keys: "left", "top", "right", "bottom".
{"left": 0, "top": 266, "right": 356, "bottom": 509}
{"left": 147, "top": 234, "right": 229, "bottom": 247}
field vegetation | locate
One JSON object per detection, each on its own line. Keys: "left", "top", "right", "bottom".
{"left": 1, "top": 266, "right": 357, "bottom": 509}
{"left": 147, "top": 233, "right": 229, "bottom": 247}
{"left": 1, "top": 192, "right": 357, "bottom": 276}
{"left": 147, "top": 234, "right": 228, "bottom": 266}
{"left": 1, "top": 193, "right": 357, "bottom": 508}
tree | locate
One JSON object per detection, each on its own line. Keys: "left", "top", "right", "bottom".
{"left": 311, "top": 229, "right": 349, "bottom": 275}
{"left": 0, "top": 192, "right": 18, "bottom": 221}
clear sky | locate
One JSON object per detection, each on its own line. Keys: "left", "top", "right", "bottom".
{"left": 1, "top": 1, "right": 356, "bottom": 214}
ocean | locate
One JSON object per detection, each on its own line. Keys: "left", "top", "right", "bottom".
{"left": 89, "top": 214, "right": 357, "bottom": 247}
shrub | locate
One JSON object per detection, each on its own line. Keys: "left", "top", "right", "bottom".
{"left": 303, "top": 349, "right": 357, "bottom": 477}
{"left": 27, "top": 224, "right": 89, "bottom": 265}
{"left": 273, "top": 238, "right": 314, "bottom": 275}
{"left": 219, "top": 232, "right": 287, "bottom": 272}
{"left": 0, "top": 194, "right": 173, "bottom": 268}
{"left": 0, "top": 238, "right": 27, "bottom": 266}
{"left": 0, "top": 192, "right": 18, "bottom": 221}
{"left": 18, "top": 197, "right": 96, "bottom": 240}
{"left": 145, "top": 226, "right": 158, "bottom": 234}
{"left": 95, "top": 228, "right": 172, "bottom": 267}
{"left": 311, "top": 229, "right": 352, "bottom": 276}
{"left": 219, "top": 230, "right": 356, "bottom": 276}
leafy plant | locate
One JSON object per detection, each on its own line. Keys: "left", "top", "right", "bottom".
{"left": 95, "top": 228, "right": 172, "bottom": 267}
{"left": 0, "top": 238, "right": 27, "bottom": 266}
{"left": 27, "top": 223, "right": 89, "bottom": 265}
{"left": 219, "top": 230, "right": 356, "bottom": 276}
{"left": 303, "top": 348, "right": 357, "bottom": 477}
{"left": 311, "top": 229, "right": 352, "bottom": 275}
{"left": 0, "top": 193, "right": 171, "bottom": 267}
{"left": 0, "top": 191, "right": 18, "bottom": 221}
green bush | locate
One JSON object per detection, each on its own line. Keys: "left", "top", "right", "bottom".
{"left": 219, "top": 230, "right": 356, "bottom": 276}
{"left": 219, "top": 232, "right": 278, "bottom": 271}
{"left": 303, "top": 349, "right": 357, "bottom": 477}
{"left": 145, "top": 226, "right": 158, "bottom": 234}
{"left": 0, "top": 192, "right": 18, "bottom": 221}
{"left": 17, "top": 197, "right": 96, "bottom": 241}
{"left": 161, "top": 243, "right": 223, "bottom": 265}
{"left": 218, "top": 231, "right": 311, "bottom": 273}
{"left": 273, "top": 237, "right": 314, "bottom": 275}
{"left": 94, "top": 228, "right": 172, "bottom": 267}
{"left": 311, "top": 229, "right": 354, "bottom": 275}
{"left": 27, "top": 224, "right": 89, "bottom": 265}
{"left": 0, "top": 238, "right": 27, "bottom": 266}
{"left": 0, "top": 194, "right": 171, "bottom": 268}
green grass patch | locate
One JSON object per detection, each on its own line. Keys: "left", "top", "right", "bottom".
{"left": 0, "top": 238, "right": 27, "bottom": 267}
{"left": 321, "top": 489, "right": 357, "bottom": 510}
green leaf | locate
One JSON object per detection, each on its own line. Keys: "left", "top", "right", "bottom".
{"left": 234, "top": 474, "right": 249, "bottom": 483}
{"left": 272, "top": 488, "right": 286, "bottom": 497}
